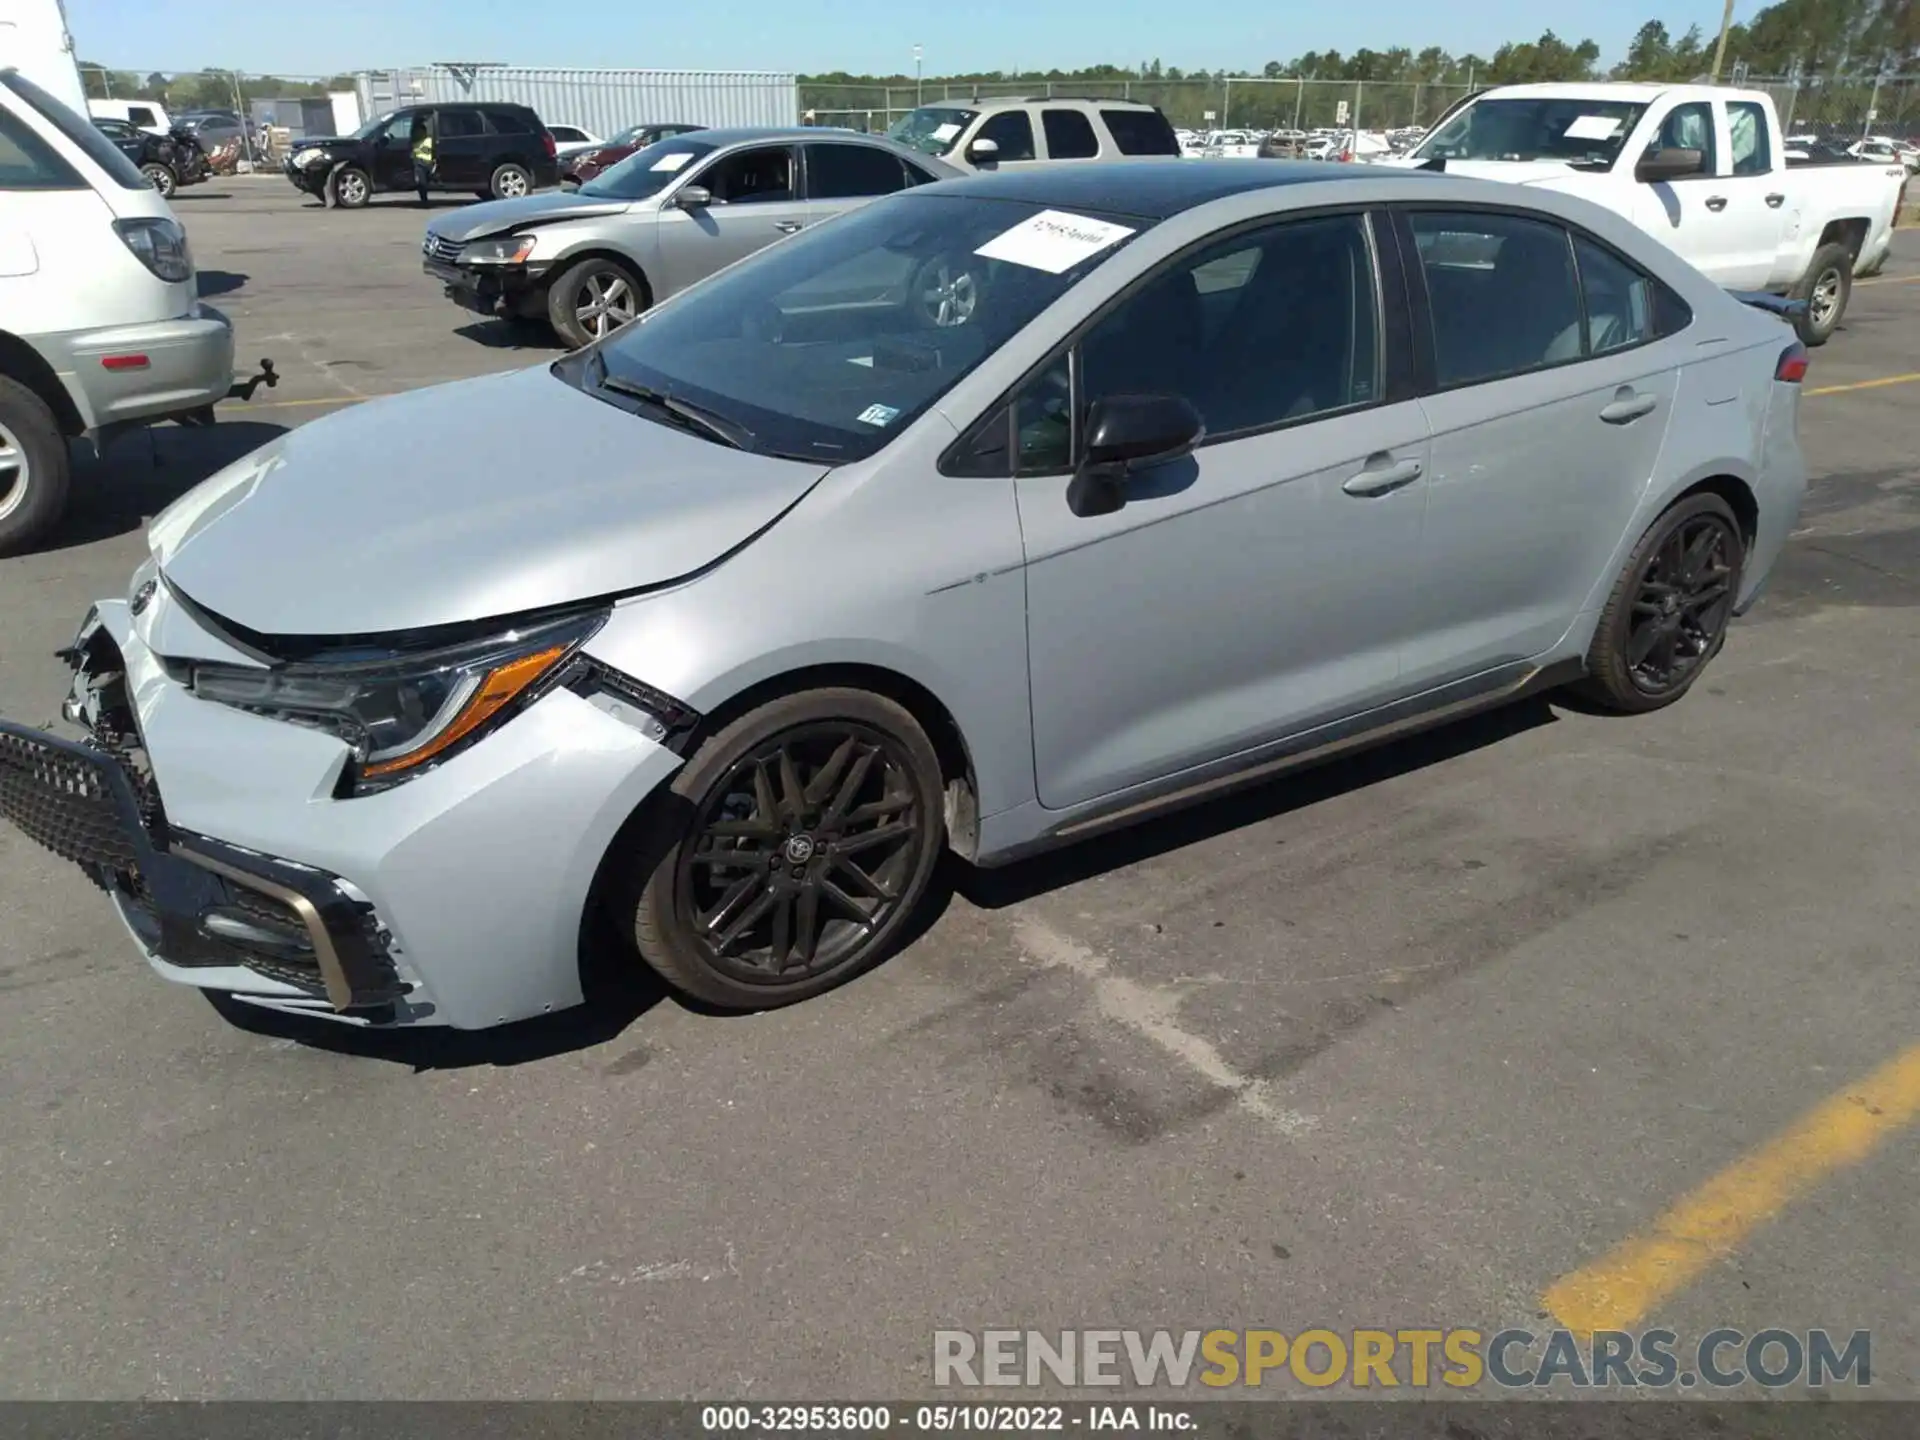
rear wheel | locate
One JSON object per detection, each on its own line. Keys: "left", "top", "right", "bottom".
{"left": 627, "top": 689, "right": 946, "bottom": 1010}
{"left": 1575, "top": 493, "right": 1745, "bottom": 714}
{"left": 0, "top": 376, "right": 72, "bottom": 556}
{"left": 140, "top": 162, "right": 175, "bottom": 197}
{"left": 546, "top": 256, "right": 646, "bottom": 347}
{"left": 1792, "top": 242, "right": 1852, "bottom": 347}
{"left": 490, "top": 162, "right": 532, "bottom": 199}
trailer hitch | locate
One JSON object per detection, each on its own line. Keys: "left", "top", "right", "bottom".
{"left": 227, "top": 358, "right": 279, "bottom": 403}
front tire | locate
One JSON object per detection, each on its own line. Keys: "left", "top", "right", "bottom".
{"left": 1792, "top": 242, "right": 1852, "bottom": 347}
{"left": 331, "top": 165, "right": 371, "bottom": 208}
{"left": 0, "top": 376, "right": 72, "bottom": 556}
{"left": 140, "top": 162, "right": 176, "bottom": 197}
{"left": 490, "top": 162, "right": 532, "bottom": 199}
{"left": 546, "top": 256, "right": 646, "bottom": 347}
{"left": 628, "top": 689, "right": 946, "bottom": 1010}
{"left": 1574, "top": 493, "right": 1745, "bottom": 714}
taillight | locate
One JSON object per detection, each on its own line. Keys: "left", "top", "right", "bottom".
{"left": 1776, "top": 342, "right": 1809, "bottom": 384}
{"left": 542, "top": 130, "right": 557, "bottom": 158}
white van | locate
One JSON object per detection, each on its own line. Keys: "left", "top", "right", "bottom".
{"left": 0, "top": 66, "right": 243, "bottom": 552}
{"left": 87, "top": 97, "right": 173, "bottom": 137}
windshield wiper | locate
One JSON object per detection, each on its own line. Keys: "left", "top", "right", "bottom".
{"left": 588, "top": 355, "right": 755, "bottom": 451}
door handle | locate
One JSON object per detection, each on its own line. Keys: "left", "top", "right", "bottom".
{"left": 1341, "top": 457, "right": 1423, "bottom": 497}
{"left": 1599, "top": 391, "right": 1658, "bottom": 424}
{"left": 1704, "top": 195, "right": 1728, "bottom": 211}
{"left": 1765, "top": 192, "right": 1786, "bottom": 208}
{"left": 774, "top": 220, "right": 805, "bottom": 233}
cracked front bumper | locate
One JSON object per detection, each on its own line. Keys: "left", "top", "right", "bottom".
{"left": 0, "top": 596, "right": 686, "bottom": 1030}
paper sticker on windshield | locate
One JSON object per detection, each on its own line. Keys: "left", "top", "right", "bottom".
{"left": 974, "top": 210, "right": 1135, "bottom": 274}
{"left": 651, "top": 152, "right": 694, "bottom": 171}
{"left": 932, "top": 122, "right": 962, "bottom": 142}
{"left": 1563, "top": 115, "right": 1623, "bottom": 141}
{"left": 857, "top": 403, "right": 900, "bottom": 427}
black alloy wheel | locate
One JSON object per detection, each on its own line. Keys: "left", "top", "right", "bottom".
{"left": 1576, "top": 492, "right": 1745, "bottom": 713}
{"left": 680, "top": 722, "right": 926, "bottom": 982}
{"left": 629, "top": 689, "right": 945, "bottom": 1009}
{"left": 1625, "top": 512, "right": 1739, "bottom": 695}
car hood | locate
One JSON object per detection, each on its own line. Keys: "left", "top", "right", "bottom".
{"left": 430, "top": 192, "right": 635, "bottom": 243}
{"left": 148, "top": 366, "right": 831, "bottom": 637}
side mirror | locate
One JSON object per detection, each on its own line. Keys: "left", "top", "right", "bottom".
{"left": 675, "top": 184, "right": 712, "bottom": 209}
{"left": 1635, "top": 146, "right": 1704, "bottom": 183}
{"left": 967, "top": 137, "right": 1000, "bottom": 162}
{"left": 1067, "top": 394, "right": 1204, "bottom": 517}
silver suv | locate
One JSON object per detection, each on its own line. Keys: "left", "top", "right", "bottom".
{"left": 887, "top": 97, "right": 1180, "bottom": 172}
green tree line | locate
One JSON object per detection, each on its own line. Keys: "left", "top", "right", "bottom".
{"left": 798, "top": 0, "right": 1917, "bottom": 129}
{"left": 77, "top": 66, "right": 356, "bottom": 108}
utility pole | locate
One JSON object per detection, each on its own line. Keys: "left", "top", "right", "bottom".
{"left": 1710, "top": 0, "right": 1737, "bottom": 81}
{"left": 914, "top": 44, "right": 923, "bottom": 107}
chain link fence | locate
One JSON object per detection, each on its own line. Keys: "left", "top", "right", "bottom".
{"left": 75, "top": 65, "right": 1920, "bottom": 147}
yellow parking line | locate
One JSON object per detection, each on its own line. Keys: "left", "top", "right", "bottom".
{"left": 244, "top": 394, "right": 377, "bottom": 411}
{"left": 1807, "top": 371, "right": 1920, "bottom": 397}
{"left": 1543, "top": 1042, "right": 1920, "bottom": 1338}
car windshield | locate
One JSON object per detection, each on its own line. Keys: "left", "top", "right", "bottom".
{"left": 566, "top": 192, "right": 1150, "bottom": 463}
{"left": 577, "top": 135, "right": 718, "bottom": 198}
{"left": 351, "top": 111, "right": 397, "bottom": 141}
{"left": 1410, "top": 98, "right": 1649, "bottom": 166}
{"left": 886, "top": 107, "right": 976, "bottom": 156}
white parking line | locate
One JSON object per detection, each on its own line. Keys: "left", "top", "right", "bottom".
{"left": 1014, "top": 916, "right": 1320, "bottom": 1137}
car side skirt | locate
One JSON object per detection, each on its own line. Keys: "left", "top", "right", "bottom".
{"left": 974, "top": 655, "right": 1587, "bottom": 867}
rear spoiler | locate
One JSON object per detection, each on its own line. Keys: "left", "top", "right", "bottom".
{"left": 1728, "top": 290, "right": 1809, "bottom": 322}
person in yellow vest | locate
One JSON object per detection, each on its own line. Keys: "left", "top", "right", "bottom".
{"left": 410, "top": 113, "right": 435, "bottom": 203}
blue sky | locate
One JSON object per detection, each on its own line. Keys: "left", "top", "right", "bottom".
{"left": 65, "top": 0, "right": 1772, "bottom": 81}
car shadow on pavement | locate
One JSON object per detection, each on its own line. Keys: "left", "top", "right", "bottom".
{"left": 454, "top": 320, "right": 568, "bottom": 352}
{"left": 37, "top": 420, "right": 288, "bottom": 554}
{"left": 955, "top": 697, "right": 1561, "bottom": 911}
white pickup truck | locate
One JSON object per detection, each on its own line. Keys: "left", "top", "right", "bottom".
{"left": 1394, "top": 82, "right": 1909, "bottom": 345}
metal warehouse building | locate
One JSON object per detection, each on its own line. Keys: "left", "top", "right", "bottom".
{"left": 353, "top": 66, "right": 799, "bottom": 135}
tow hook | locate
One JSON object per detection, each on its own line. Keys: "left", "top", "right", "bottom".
{"left": 228, "top": 358, "right": 278, "bottom": 403}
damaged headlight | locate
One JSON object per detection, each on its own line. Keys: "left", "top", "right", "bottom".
{"left": 459, "top": 233, "right": 538, "bottom": 265}
{"left": 187, "top": 609, "right": 607, "bottom": 793}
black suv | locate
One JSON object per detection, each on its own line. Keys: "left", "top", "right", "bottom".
{"left": 93, "top": 117, "right": 210, "bottom": 198}
{"left": 284, "top": 103, "right": 559, "bottom": 208}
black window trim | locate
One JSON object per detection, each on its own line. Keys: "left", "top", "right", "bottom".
{"left": 938, "top": 202, "right": 1398, "bottom": 479}
{"left": 1391, "top": 201, "right": 1695, "bottom": 399}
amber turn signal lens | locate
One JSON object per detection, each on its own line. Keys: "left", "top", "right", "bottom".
{"left": 359, "top": 644, "right": 566, "bottom": 779}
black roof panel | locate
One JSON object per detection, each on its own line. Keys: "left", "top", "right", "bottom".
{"left": 918, "top": 159, "right": 1427, "bottom": 219}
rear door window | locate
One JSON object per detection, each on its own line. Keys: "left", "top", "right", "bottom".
{"left": 1728, "top": 101, "right": 1771, "bottom": 176}
{"left": 806, "top": 142, "right": 913, "bottom": 199}
{"left": 1042, "top": 109, "right": 1099, "bottom": 159}
{"left": 1101, "top": 108, "right": 1181, "bottom": 155}
{"left": 482, "top": 107, "right": 534, "bottom": 134}
{"left": 1407, "top": 210, "right": 1584, "bottom": 385}
{"left": 436, "top": 108, "right": 486, "bottom": 139}
{"left": 126, "top": 106, "right": 157, "bottom": 129}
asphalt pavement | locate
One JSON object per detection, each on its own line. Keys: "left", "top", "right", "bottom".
{"left": 0, "top": 179, "right": 1915, "bottom": 1401}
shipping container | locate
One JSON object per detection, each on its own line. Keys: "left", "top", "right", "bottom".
{"left": 353, "top": 66, "right": 798, "bottom": 138}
